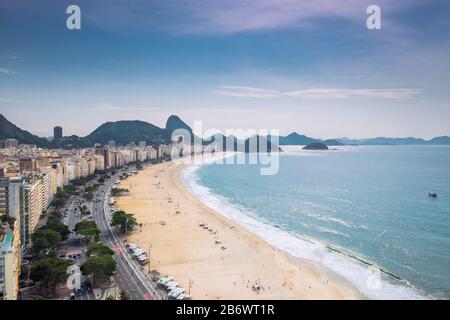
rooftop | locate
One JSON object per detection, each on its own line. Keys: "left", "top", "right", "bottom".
{"left": 0, "top": 233, "right": 13, "bottom": 254}
{"left": 0, "top": 223, "right": 13, "bottom": 253}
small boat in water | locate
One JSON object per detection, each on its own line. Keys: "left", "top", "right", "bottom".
{"left": 428, "top": 192, "right": 437, "bottom": 198}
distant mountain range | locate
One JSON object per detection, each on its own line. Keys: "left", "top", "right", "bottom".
{"left": 272, "top": 132, "right": 450, "bottom": 146}
{"left": 1, "top": 113, "right": 449, "bottom": 149}
{"left": 332, "top": 136, "right": 450, "bottom": 146}
{"left": 0, "top": 114, "right": 51, "bottom": 148}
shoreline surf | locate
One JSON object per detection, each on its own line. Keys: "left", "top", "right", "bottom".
{"left": 116, "top": 156, "right": 363, "bottom": 300}
{"left": 181, "top": 156, "right": 428, "bottom": 300}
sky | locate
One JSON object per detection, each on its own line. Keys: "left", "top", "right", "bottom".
{"left": 1, "top": 0, "right": 450, "bottom": 139}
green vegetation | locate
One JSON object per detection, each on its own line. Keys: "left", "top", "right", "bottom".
{"left": 81, "top": 255, "right": 117, "bottom": 281}
{"left": 111, "top": 188, "right": 129, "bottom": 196}
{"left": 46, "top": 213, "right": 70, "bottom": 240}
{"left": 20, "top": 265, "right": 28, "bottom": 280}
{"left": 80, "top": 205, "right": 91, "bottom": 216}
{"left": 84, "top": 191, "right": 94, "bottom": 201}
{"left": 31, "top": 227, "right": 61, "bottom": 254}
{"left": 51, "top": 187, "right": 69, "bottom": 209}
{"left": 0, "top": 114, "right": 51, "bottom": 148}
{"left": 74, "top": 220, "right": 100, "bottom": 242}
{"left": 120, "top": 291, "right": 129, "bottom": 300}
{"left": 0, "top": 213, "right": 15, "bottom": 226}
{"left": 63, "top": 184, "right": 77, "bottom": 195}
{"left": 85, "top": 185, "right": 96, "bottom": 193}
{"left": 71, "top": 178, "right": 87, "bottom": 186}
{"left": 86, "top": 243, "right": 114, "bottom": 257}
{"left": 111, "top": 211, "right": 137, "bottom": 233}
{"left": 29, "top": 257, "right": 70, "bottom": 296}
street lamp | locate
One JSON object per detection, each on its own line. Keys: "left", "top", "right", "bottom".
{"left": 148, "top": 243, "right": 152, "bottom": 274}
{"left": 188, "top": 278, "right": 194, "bottom": 297}
{"left": 125, "top": 217, "right": 128, "bottom": 242}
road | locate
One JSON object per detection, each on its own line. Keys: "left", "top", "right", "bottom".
{"left": 92, "top": 168, "right": 163, "bottom": 300}
{"left": 61, "top": 196, "right": 96, "bottom": 300}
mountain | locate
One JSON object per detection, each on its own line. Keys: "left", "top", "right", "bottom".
{"left": 166, "top": 115, "right": 193, "bottom": 136}
{"left": 325, "top": 136, "right": 449, "bottom": 146}
{"left": 303, "top": 142, "right": 329, "bottom": 150}
{"left": 245, "top": 135, "right": 283, "bottom": 153}
{"left": 359, "top": 137, "right": 427, "bottom": 145}
{"left": 274, "top": 133, "right": 450, "bottom": 146}
{"left": 202, "top": 134, "right": 282, "bottom": 153}
{"left": 84, "top": 120, "right": 170, "bottom": 146}
{"left": 428, "top": 136, "right": 450, "bottom": 145}
{"left": 1, "top": 113, "right": 450, "bottom": 149}
{"left": 322, "top": 139, "right": 344, "bottom": 146}
{"left": 204, "top": 133, "right": 239, "bottom": 151}
{"left": 0, "top": 114, "right": 50, "bottom": 148}
{"left": 278, "top": 132, "right": 317, "bottom": 145}
{"left": 165, "top": 114, "right": 205, "bottom": 144}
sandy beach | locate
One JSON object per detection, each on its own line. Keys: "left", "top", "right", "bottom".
{"left": 116, "top": 156, "right": 363, "bottom": 300}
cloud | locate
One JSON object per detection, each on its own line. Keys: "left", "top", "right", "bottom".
{"left": 2, "top": 54, "right": 23, "bottom": 60}
{"left": 214, "top": 86, "right": 280, "bottom": 98}
{"left": 284, "top": 88, "right": 421, "bottom": 99}
{"left": 0, "top": 67, "right": 16, "bottom": 74}
{"left": 163, "top": 0, "right": 426, "bottom": 34}
{"left": 215, "top": 86, "right": 420, "bottom": 99}
{"left": 0, "top": 97, "right": 29, "bottom": 103}
{"left": 2, "top": 55, "right": 22, "bottom": 60}
{"left": 91, "top": 103, "right": 156, "bottom": 112}
{"left": 4, "top": 0, "right": 422, "bottom": 34}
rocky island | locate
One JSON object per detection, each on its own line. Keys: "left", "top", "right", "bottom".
{"left": 303, "top": 142, "right": 329, "bottom": 150}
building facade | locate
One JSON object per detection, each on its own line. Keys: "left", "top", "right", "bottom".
{"left": 53, "top": 126, "right": 63, "bottom": 140}
{"left": 0, "top": 220, "right": 21, "bottom": 300}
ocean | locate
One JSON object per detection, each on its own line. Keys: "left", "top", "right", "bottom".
{"left": 181, "top": 145, "right": 450, "bottom": 299}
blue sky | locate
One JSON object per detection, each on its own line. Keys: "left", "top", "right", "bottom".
{"left": 1, "top": 0, "right": 450, "bottom": 139}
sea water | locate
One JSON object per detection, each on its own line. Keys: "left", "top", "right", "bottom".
{"left": 181, "top": 146, "right": 450, "bottom": 299}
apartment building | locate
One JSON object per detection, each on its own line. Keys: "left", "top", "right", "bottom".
{"left": 23, "top": 178, "right": 43, "bottom": 237}
{"left": 0, "top": 220, "right": 21, "bottom": 300}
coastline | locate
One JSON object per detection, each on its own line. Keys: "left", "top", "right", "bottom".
{"left": 183, "top": 152, "right": 427, "bottom": 300}
{"left": 116, "top": 157, "right": 363, "bottom": 299}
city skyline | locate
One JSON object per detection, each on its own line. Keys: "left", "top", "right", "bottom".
{"left": 1, "top": 0, "right": 450, "bottom": 139}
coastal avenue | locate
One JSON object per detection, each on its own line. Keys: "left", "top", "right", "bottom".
{"left": 92, "top": 166, "right": 163, "bottom": 300}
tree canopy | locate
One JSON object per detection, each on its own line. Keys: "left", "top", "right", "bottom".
{"left": 111, "top": 211, "right": 137, "bottom": 233}
{"left": 0, "top": 213, "right": 15, "bottom": 226}
{"left": 81, "top": 255, "right": 117, "bottom": 280}
{"left": 74, "top": 220, "right": 100, "bottom": 242}
{"left": 31, "top": 227, "right": 61, "bottom": 254}
{"left": 87, "top": 243, "right": 114, "bottom": 257}
{"left": 51, "top": 187, "right": 68, "bottom": 208}
{"left": 120, "top": 290, "right": 129, "bottom": 300}
{"left": 30, "top": 257, "right": 70, "bottom": 296}
{"left": 46, "top": 213, "right": 70, "bottom": 240}
{"left": 111, "top": 188, "right": 129, "bottom": 196}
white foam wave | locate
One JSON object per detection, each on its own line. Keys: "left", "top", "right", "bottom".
{"left": 180, "top": 164, "right": 427, "bottom": 300}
